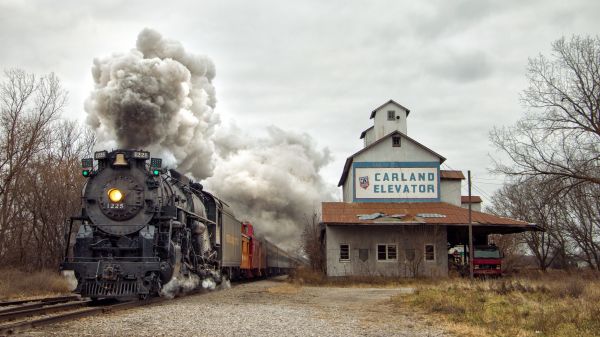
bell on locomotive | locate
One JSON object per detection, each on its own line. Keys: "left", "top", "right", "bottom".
{"left": 61, "top": 149, "right": 166, "bottom": 299}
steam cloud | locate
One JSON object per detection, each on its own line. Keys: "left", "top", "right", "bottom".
{"left": 86, "top": 28, "right": 218, "bottom": 178}
{"left": 86, "top": 29, "right": 336, "bottom": 252}
{"left": 206, "top": 125, "right": 336, "bottom": 249}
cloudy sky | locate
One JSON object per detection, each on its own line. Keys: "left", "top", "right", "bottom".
{"left": 1, "top": 0, "right": 599, "bottom": 204}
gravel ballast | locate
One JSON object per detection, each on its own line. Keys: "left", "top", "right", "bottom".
{"left": 28, "top": 277, "right": 449, "bottom": 337}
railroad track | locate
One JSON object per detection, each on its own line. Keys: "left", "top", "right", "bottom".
{"left": 0, "top": 297, "right": 165, "bottom": 336}
{"left": 0, "top": 295, "right": 81, "bottom": 307}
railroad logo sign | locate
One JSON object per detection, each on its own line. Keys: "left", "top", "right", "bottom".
{"left": 359, "top": 176, "right": 369, "bottom": 189}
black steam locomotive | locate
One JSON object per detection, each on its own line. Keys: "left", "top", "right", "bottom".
{"left": 61, "top": 149, "right": 290, "bottom": 299}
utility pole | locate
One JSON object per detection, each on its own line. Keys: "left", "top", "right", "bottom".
{"left": 468, "top": 170, "right": 474, "bottom": 279}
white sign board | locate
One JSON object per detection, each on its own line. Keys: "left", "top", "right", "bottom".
{"left": 354, "top": 166, "right": 439, "bottom": 201}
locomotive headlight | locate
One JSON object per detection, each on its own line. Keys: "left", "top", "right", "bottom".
{"left": 108, "top": 188, "right": 124, "bottom": 203}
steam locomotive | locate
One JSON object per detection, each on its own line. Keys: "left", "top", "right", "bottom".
{"left": 61, "top": 149, "right": 295, "bottom": 299}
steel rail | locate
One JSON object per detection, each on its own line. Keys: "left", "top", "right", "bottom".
{"left": 0, "top": 297, "right": 165, "bottom": 336}
{"left": 0, "top": 300, "right": 93, "bottom": 323}
{"left": 0, "top": 295, "right": 80, "bottom": 307}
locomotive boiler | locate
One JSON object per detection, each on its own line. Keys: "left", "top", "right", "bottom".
{"left": 61, "top": 149, "right": 237, "bottom": 298}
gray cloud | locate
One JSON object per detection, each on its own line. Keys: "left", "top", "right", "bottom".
{"left": 1, "top": 0, "right": 600, "bottom": 208}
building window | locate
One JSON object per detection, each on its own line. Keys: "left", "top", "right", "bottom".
{"left": 425, "top": 244, "right": 435, "bottom": 262}
{"left": 392, "top": 136, "right": 401, "bottom": 147}
{"left": 387, "top": 110, "right": 395, "bottom": 120}
{"left": 340, "top": 244, "right": 350, "bottom": 262}
{"left": 377, "top": 244, "right": 398, "bottom": 261}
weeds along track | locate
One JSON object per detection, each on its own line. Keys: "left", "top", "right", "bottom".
{"left": 0, "top": 296, "right": 166, "bottom": 336}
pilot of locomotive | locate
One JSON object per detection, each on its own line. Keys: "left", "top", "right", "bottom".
{"left": 62, "top": 149, "right": 221, "bottom": 299}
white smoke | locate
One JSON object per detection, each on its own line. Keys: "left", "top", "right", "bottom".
{"left": 206, "top": 125, "right": 337, "bottom": 249}
{"left": 86, "top": 29, "right": 337, "bottom": 251}
{"left": 160, "top": 274, "right": 216, "bottom": 299}
{"left": 85, "top": 28, "right": 218, "bottom": 178}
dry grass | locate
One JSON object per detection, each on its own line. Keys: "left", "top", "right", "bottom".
{"left": 289, "top": 267, "right": 436, "bottom": 288}
{"left": 393, "top": 270, "right": 600, "bottom": 337}
{"left": 0, "top": 269, "right": 72, "bottom": 300}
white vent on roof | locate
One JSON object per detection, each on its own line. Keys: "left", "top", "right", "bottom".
{"left": 358, "top": 213, "right": 385, "bottom": 220}
{"left": 416, "top": 213, "right": 446, "bottom": 218}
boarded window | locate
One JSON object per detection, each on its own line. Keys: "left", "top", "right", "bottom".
{"left": 387, "top": 110, "right": 395, "bottom": 120}
{"left": 359, "top": 249, "right": 369, "bottom": 262}
{"left": 392, "top": 136, "right": 401, "bottom": 147}
{"left": 377, "top": 244, "right": 397, "bottom": 261}
{"left": 387, "top": 245, "right": 397, "bottom": 260}
{"left": 340, "top": 244, "right": 350, "bottom": 261}
{"left": 425, "top": 244, "right": 435, "bottom": 261}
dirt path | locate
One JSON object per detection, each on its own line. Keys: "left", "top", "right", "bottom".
{"left": 27, "top": 277, "right": 450, "bottom": 337}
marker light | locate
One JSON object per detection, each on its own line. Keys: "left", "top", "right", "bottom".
{"left": 152, "top": 169, "right": 160, "bottom": 176}
{"left": 108, "top": 188, "right": 124, "bottom": 203}
{"left": 82, "top": 170, "right": 90, "bottom": 177}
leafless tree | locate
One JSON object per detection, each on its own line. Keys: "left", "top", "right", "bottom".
{"left": 488, "top": 177, "right": 571, "bottom": 271}
{"left": 490, "top": 36, "right": 600, "bottom": 190}
{"left": 301, "top": 211, "right": 325, "bottom": 273}
{"left": 0, "top": 69, "right": 67, "bottom": 263}
{"left": 561, "top": 183, "right": 600, "bottom": 270}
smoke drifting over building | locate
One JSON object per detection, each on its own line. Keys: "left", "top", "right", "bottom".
{"left": 207, "top": 125, "right": 336, "bottom": 249}
{"left": 86, "top": 29, "right": 336, "bottom": 249}
{"left": 86, "top": 28, "right": 219, "bottom": 179}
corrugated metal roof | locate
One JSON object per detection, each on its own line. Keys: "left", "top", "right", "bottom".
{"left": 461, "top": 196, "right": 482, "bottom": 203}
{"left": 322, "top": 201, "right": 533, "bottom": 227}
{"left": 440, "top": 170, "right": 465, "bottom": 180}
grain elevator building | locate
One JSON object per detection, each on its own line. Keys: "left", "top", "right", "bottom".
{"left": 321, "top": 100, "right": 537, "bottom": 277}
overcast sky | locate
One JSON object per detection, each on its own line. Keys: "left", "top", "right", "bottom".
{"left": 1, "top": 0, "right": 599, "bottom": 204}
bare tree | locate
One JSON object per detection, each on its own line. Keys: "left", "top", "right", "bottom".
{"left": 0, "top": 69, "right": 67, "bottom": 262}
{"left": 561, "top": 183, "right": 600, "bottom": 270}
{"left": 488, "top": 178, "right": 570, "bottom": 271}
{"left": 490, "top": 36, "right": 600, "bottom": 190}
{"left": 301, "top": 211, "right": 325, "bottom": 273}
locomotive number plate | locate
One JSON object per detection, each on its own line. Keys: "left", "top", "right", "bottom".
{"left": 108, "top": 203, "right": 125, "bottom": 209}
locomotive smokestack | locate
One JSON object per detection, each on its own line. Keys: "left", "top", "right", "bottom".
{"left": 85, "top": 28, "right": 218, "bottom": 179}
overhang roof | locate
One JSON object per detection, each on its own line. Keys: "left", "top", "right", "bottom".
{"left": 440, "top": 170, "right": 465, "bottom": 180}
{"left": 461, "top": 196, "right": 482, "bottom": 203}
{"left": 322, "top": 202, "right": 538, "bottom": 230}
{"left": 370, "top": 99, "right": 411, "bottom": 119}
{"left": 338, "top": 130, "right": 446, "bottom": 186}
{"left": 359, "top": 126, "right": 374, "bottom": 139}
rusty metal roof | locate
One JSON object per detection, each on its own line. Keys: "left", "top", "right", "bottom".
{"left": 322, "top": 201, "right": 533, "bottom": 228}
{"left": 440, "top": 170, "right": 465, "bottom": 180}
{"left": 461, "top": 196, "right": 482, "bottom": 203}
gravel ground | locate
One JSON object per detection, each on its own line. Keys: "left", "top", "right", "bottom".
{"left": 24, "top": 277, "right": 449, "bottom": 337}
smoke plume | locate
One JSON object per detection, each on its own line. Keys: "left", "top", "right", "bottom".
{"left": 206, "top": 125, "right": 336, "bottom": 249}
{"left": 85, "top": 28, "right": 218, "bottom": 178}
{"left": 86, "top": 29, "right": 336, "bottom": 251}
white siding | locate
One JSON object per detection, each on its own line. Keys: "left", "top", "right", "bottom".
{"left": 440, "top": 180, "right": 462, "bottom": 206}
{"left": 461, "top": 202, "right": 482, "bottom": 212}
{"left": 373, "top": 102, "right": 408, "bottom": 140}
{"left": 342, "top": 136, "right": 441, "bottom": 202}
{"left": 364, "top": 128, "right": 375, "bottom": 147}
